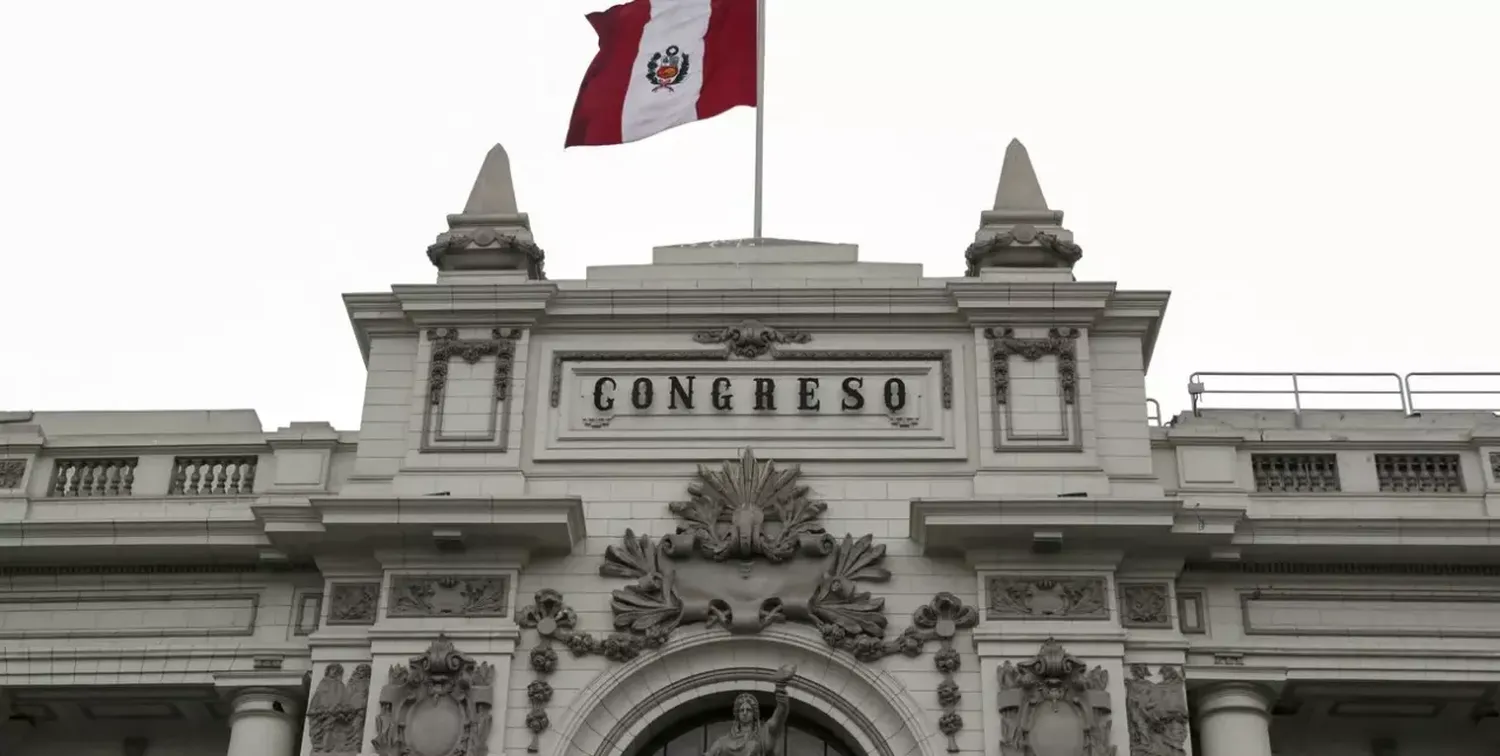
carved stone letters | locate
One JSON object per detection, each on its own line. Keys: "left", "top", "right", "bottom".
{"left": 987, "top": 577, "right": 1109, "bottom": 620}
{"left": 387, "top": 576, "right": 509, "bottom": 618}
{"left": 1125, "top": 665, "right": 1187, "bottom": 756}
{"left": 372, "top": 636, "right": 494, "bottom": 756}
{"left": 998, "top": 639, "right": 1114, "bottom": 756}
{"left": 327, "top": 582, "right": 379, "bottom": 625}
{"left": 308, "top": 663, "right": 372, "bottom": 755}
{"left": 1118, "top": 584, "right": 1172, "bottom": 629}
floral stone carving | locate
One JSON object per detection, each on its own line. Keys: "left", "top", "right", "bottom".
{"left": 372, "top": 635, "right": 495, "bottom": 756}
{"left": 1117, "top": 584, "right": 1171, "bottom": 629}
{"left": 1125, "top": 665, "right": 1187, "bottom": 756}
{"left": 327, "top": 582, "right": 379, "bottom": 625}
{"left": 693, "top": 321, "right": 811, "bottom": 358}
{"left": 308, "top": 663, "right": 372, "bottom": 755}
{"left": 998, "top": 639, "right": 1115, "bottom": 756}
{"left": 988, "top": 576, "right": 1109, "bottom": 620}
{"left": 387, "top": 576, "right": 509, "bottom": 618}
{"left": 0, "top": 459, "right": 25, "bottom": 489}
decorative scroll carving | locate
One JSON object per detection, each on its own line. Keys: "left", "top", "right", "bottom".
{"left": 1125, "top": 665, "right": 1187, "bottom": 756}
{"left": 998, "top": 639, "right": 1114, "bottom": 756}
{"left": 372, "top": 636, "right": 494, "bottom": 756}
{"left": 327, "top": 583, "right": 379, "bottom": 625}
{"left": 1118, "top": 584, "right": 1171, "bottom": 629}
{"left": 964, "top": 229, "right": 1083, "bottom": 276}
{"left": 387, "top": 576, "right": 509, "bottom": 618}
{"left": 426, "top": 328, "right": 522, "bottom": 404}
{"left": 0, "top": 459, "right": 25, "bottom": 489}
{"left": 308, "top": 663, "right": 372, "bottom": 755}
{"left": 987, "top": 577, "right": 1109, "bottom": 620}
{"left": 707, "top": 666, "right": 797, "bottom": 756}
{"left": 693, "top": 321, "right": 812, "bottom": 358}
{"left": 984, "top": 327, "right": 1079, "bottom": 406}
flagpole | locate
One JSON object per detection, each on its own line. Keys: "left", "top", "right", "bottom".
{"left": 752, "top": 0, "right": 766, "bottom": 239}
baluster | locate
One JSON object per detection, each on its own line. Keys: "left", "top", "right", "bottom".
{"left": 189, "top": 459, "right": 203, "bottom": 496}
{"left": 121, "top": 462, "right": 134, "bottom": 495}
{"left": 228, "top": 462, "right": 242, "bottom": 494}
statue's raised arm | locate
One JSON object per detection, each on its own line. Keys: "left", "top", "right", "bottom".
{"left": 765, "top": 664, "right": 796, "bottom": 737}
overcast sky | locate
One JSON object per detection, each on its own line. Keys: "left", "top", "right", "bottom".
{"left": 3, "top": 1, "right": 1496, "bottom": 431}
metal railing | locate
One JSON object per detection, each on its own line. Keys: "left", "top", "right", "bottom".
{"left": 1145, "top": 398, "right": 1163, "bottom": 427}
{"left": 1188, "top": 372, "right": 1500, "bottom": 416}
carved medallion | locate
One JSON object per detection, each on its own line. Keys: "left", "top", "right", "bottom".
{"left": 0, "top": 459, "right": 25, "bottom": 489}
{"left": 1125, "top": 665, "right": 1187, "bottom": 756}
{"left": 987, "top": 577, "right": 1109, "bottom": 620}
{"left": 308, "top": 663, "right": 372, "bottom": 755}
{"left": 387, "top": 576, "right": 509, "bottom": 618}
{"left": 1118, "top": 584, "right": 1171, "bottom": 629}
{"left": 327, "top": 583, "right": 379, "bottom": 625}
{"left": 998, "top": 639, "right": 1114, "bottom": 756}
{"left": 693, "top": 321, "right": 811, "bottom": 358}
{"left": 372, "top": 636, "right": 494, "bottom": 756}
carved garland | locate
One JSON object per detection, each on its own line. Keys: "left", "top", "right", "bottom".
{"left": 372, "top": 636, "right": 494, "bottom": 756}
{"left": 1125, "top": 664, "right": 1188, "bottom": 756}
{"left": 516, "top": 449, "right": 980, "bottom": 752}
{"left": 963, "top": 230, "right": 1083, "bottom": 277}
{"left": 693, "top": 320, "right": 811, "bottom": 358}
{"left": 985, "top": 327, "right": 1079, "bottom": 405}
{"left": 426, "top": 233, "right": 547, "bottom": 280}
{"left": 308, "top": 663, "right": 372, "bottom": 755}
{"left": 427, "top": 328, "right": 523, "bottom": 405}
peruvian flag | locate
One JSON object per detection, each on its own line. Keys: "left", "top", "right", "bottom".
{"left": 565, "top": 0, "right": 757, "bottom": 147}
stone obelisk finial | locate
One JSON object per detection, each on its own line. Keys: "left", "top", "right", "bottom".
{"left": 427, "top": 143, "right": 546, "bottom": 280}
{"left": 964, "top": 139, "right": 1081, "bottom": 279}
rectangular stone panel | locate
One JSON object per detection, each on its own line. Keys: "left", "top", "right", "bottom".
{"left": 0, "top": 592, "right": 259, "bottom": 638}
{"left": 538, "top": 353, "right": 966, "bottom": 462}
{"left": 1242, "top": 591, "right": 1500, "bottom": 637}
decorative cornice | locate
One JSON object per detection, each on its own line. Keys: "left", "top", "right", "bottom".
{"left": 0, "top": 562, "right": 319, "bottom": 576}
{"left": 1184, "top": 561, "right": 1500, "bottom": 576}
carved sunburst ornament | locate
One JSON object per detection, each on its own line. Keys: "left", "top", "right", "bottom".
{"left": 670, "top": 449, "right": 834, "bottom": 563}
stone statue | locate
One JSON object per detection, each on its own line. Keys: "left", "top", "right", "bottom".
{"left": 706, "top": 665, "right": 796, "bottom": 756}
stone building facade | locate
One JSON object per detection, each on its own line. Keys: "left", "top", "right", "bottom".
{"left": 2, "top": 141, "right": 1499, "bottom": 756}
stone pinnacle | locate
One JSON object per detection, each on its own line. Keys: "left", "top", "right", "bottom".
{"left": 992, "top": 138, "right": 1050, "bottom": 212}
{"left": 462, "top": 143, "right": 520, "bottom": 216}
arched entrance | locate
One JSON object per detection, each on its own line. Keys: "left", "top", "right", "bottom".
{"left": 549, "top": 626, "right": 936, "bottom": 756}
{"left": 624, "top": 691, "right": 864, "bottom": 756}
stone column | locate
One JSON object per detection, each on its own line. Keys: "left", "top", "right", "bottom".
{"left": 1194, "top": 683, "right": 1274, "bottom": 756}
{"left": 226, "top": 689, "right": 301, "bottom": 756}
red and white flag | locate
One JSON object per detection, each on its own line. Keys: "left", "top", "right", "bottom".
{"left": 565, "top": 0, "right": 757, "bottom": 147}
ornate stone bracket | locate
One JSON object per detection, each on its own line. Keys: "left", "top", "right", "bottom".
{"left": 372, "top": 636, "right": 494, "bottom": 756}
{"left": 308, "top": 663, "right": 372, "bottom": 756}
{"left": 693, "top": 320, "right": 811, "bottom": 358}
{"left": 1125, "top": 665, "right": 1187, "bottom": 756}
{"left": 998, "top": 639, "right": 1114, "bottom": 756}
{"left": 984, "top": 327, "right": 1079, "bottom": 406}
